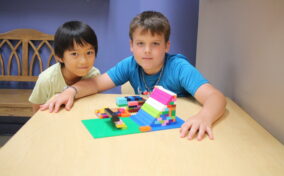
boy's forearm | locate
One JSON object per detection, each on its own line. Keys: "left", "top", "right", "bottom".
{"left": 198, "top": 92, "right": 226, "bottom": 124}
{"left": 71, "top": 73, "right": 116, "bottom": 99}
{"left": 72, "top": 78, "right": 99, "bottom": 99}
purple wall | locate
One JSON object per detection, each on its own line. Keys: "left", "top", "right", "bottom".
{"left": 0, "top": 0, "right": 199, "bottom": 93}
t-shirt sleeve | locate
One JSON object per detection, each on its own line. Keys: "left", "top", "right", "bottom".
{"left": 177, "top": 59, "right": 209, "bottom": 96}
{"left": 107, "top": 57, "right": 132, "bottom": 86}
{"left": 83, "top": 66, "right": 101, "bottom": 79}
{"left": 29, "top": 75, "right": 50, "bottom": 105}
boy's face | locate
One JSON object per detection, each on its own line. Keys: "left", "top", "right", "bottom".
{"left": 58, "top": 42, "right": 96, "bottom": 79}
{"left": 130, "top": 28, "right": 170, "bottom": 75}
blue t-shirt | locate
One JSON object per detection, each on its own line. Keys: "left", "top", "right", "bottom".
{"left": 107, "top": 53, "right": 208, "bottom": 97}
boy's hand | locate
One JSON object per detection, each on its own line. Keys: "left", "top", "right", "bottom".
{"left": 39, "top": 88, "right": 76, "bottom": 113}
{"left": 180, "top": 115, "right": 214, "bottom": 141}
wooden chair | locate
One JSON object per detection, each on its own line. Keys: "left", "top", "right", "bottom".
{"left": 0, "top": 29, "right": 55, "bottom": 117}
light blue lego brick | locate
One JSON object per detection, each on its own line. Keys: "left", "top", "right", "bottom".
{"left": 131, "top": 113, "right": 149, "bottom": 126}
{"left": 167, "top": 117, "right": 174, "bottom": 120}
{"left": 131, "top": 109, "right": 155, "bottom": 126}
{"left": 139, "top": 109, "right": 156, "bottom": 124}
{"left": 116, "top": 97, "right": 128, "bottom": 106}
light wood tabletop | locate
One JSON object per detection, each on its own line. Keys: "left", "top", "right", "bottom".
{"left": 0, "top": 94, "right": 283, "bottom": 176}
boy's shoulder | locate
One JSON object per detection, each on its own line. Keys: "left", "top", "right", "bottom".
{"left": 166, "top": 53, "right": 192, "bottom": 65}
{"left": 38, "top": 62, "right": 61, "bottom": 78}
{"left": 123, "top": 55, "right": 136, "bottom": 62}
{"left": 82, "top": 66, "right": 100, "bottom": 79}
{"left": 36, "top": 63, "right": 62, "bottom": 84}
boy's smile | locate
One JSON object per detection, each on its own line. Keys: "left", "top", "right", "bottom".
{"left": 130, "top": 28, "right": 170, "bottom": 75}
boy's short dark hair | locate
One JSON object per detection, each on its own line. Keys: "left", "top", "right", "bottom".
{"left": 129, "top": 11, "right": 171, "bottom": 42}
{"left": 54, "top": 21, "right": 98, "bottom": 58}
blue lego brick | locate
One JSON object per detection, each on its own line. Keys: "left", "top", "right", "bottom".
{"left": 160, "top": 114, "right": 168, "bottom": 118}
{"left": 126, "top": 96, "right": 136, "bottom": 101}
{"left": 130, "top": 112, "right": 153, "bottom": 126}
{"left": 134, "top": 96, "right": 143, "bottom": 101}
{"left": 130, "top": 109, "right": 155, "bottom": 126}
{"left": 150, "top": 123, "right": 161, "bottom": 127}
{"left": 130, "top": 114, "right": 148, "bottom": 126}
{"left": 150, "top": 116, "right": 184, "bottom": 131}
{"left": 138, "top": 109, "right": 156, "bottom": 124}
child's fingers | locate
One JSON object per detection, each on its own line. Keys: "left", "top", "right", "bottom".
{"left": 206, "top": 126, "right": 214, "bottom": 140}
{"left": 48, "top": 102, "right": 55, "bottom": 113}
{"left": 197, "top": 126, "right": 206, "bottom": 141}
{"left": 65, "top": 97, "right": 74, "bottom": 111}
{"left": 39, "top": 104, "right": 48, "bottom": 111}
{"left": 187, "top": 125, "right": 198, "bottom": 140}
{"left": 180, "top": 122, "right": 192, "bottom": 138}
{"left": 54, "top": 100, "right": 64, "bottom": 113}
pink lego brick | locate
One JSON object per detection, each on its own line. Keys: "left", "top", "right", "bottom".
{"left": 151, "top": 88, "right": 173, "bottom": 105}
{"left": 118, "top": 108, "right": 126, "bottom": 112}
{"left": 128, "top": 101, "right": 139, "bottom": 106}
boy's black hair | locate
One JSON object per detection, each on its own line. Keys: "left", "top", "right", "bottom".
{"left": 129, "top": 11, "right": 171, "bottom": 42}
{"left": 54, "top": 21, "right": 98, "bottom": 58}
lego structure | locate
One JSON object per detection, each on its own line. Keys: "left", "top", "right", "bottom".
{"left": 116, "top": 96, "right": 146, "bottom": 113}
{"left": 131, "top": 86, "right": 177, "bottom": 132}
{"left": 82, "top": 86, "right": 184, "bottom": 138}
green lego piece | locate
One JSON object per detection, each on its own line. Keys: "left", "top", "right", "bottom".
{"left": 117, "top": 104, "right": 128, "bottom": 107}
{"left": 141, "top": 103, "right": 161, "bottom": 118}
{"left": 82, "top": 118, "right": 141, "bottom": 138}
{"left": 162, "top": 110, "right": 169, "bottom": 115}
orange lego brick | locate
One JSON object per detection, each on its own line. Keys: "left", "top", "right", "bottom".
{"left": 139, "top": 126, "right": 152, "bottom": 132}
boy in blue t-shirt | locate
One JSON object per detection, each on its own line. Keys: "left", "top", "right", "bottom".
{"left": 41, "top": 11, "right": 226, "bottom": 141}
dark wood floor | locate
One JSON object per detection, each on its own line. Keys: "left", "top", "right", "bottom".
{"left": 0, "top": 135, "right": 12, "bottom": 147}
{"left": 0, "top": 116, "right": 30, "bottom": 147}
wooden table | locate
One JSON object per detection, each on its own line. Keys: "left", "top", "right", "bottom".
{"left": 0, "top": 94, "right": 283, "bottom": 176}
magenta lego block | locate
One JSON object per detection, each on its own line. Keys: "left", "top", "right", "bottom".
{"left": 152, "top": 87, "right": 174, "bottom": 98}
{"left": 150, "top": 88, "right": 173, "bottom": 105}
{"left": 102, "top": 114, "right": 109, "bottom": 119}
{"left": 118, "top": 108, "right": 126, "bottom": 112}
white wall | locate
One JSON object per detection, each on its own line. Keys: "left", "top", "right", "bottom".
{"left": 196, "top": 0, "right": 284, "bottom": 143}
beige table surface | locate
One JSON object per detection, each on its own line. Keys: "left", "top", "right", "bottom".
{"left": 0, "top": 94, "right": 283, "bottom": 176}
